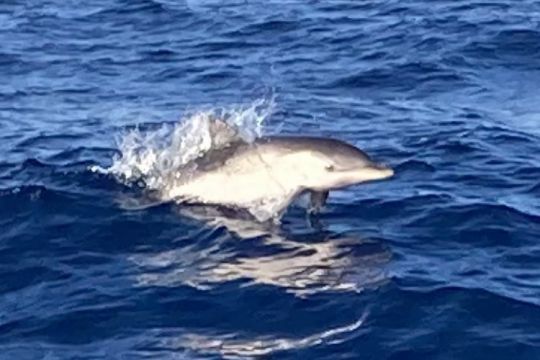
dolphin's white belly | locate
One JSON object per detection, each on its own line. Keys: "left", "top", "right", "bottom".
{"left": 162, "top": 147, "right": 308, "bottom": 212}
{"left": 167, "top": 168, "right": 290, "bottom": 205}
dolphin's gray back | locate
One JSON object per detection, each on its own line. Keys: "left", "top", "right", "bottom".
{"left": 255, "top": 136, "right": 372, "bottom": 163}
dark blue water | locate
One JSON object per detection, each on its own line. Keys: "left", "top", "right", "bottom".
{"left": 2, "top": 1, "right": 540, "bottom": 359}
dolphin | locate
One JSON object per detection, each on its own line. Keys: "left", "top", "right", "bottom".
{"left": 159, "top": 120, "right": 394, "bottom": 220}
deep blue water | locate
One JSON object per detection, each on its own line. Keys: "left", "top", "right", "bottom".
{"left": 2, "top": 1, "right": 540, "bottom": 359}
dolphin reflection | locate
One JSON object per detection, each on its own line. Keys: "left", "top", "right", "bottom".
{"left": 130, "top": 205, "right": 392, "bottom": 297}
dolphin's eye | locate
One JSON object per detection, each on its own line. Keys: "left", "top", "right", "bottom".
{"left": 325, "top": 165, "right": 335, "bottom": 172}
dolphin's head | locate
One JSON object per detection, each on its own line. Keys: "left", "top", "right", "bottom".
{"left": 297, "top": 137, "right": 394, "bottom": 191}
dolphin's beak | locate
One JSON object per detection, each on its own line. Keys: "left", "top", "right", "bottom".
{"left": 371, "top": 163, "right": 394, "bottom": 178}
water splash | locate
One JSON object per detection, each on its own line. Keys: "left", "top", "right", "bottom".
{"left": 91, "top": 97, "right": 278, "bottom": 216}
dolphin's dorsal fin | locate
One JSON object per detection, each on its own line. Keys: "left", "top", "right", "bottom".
{"left": 308, "top": 190, "right": 329, "bottom": 214}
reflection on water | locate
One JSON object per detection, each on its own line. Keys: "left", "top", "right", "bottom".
{"left": 129, "top": 205, "right": 391, "bottom": 358}
{"left": 162, "top": 314, "right": 367, "bottom": 359}
{"left": 130, "top": 205, "right": 392, "bottom": 296}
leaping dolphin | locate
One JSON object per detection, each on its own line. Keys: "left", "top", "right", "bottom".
{"left": 159, "top": 120, "right": 394, "bottom": 220}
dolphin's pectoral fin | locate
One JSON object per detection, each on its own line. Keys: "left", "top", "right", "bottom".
{"left": 308, "top": 190, "right": 329, "bottom": 214}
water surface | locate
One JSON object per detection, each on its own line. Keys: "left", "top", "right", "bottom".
{"left": 1, "top": 1, "right": 540, "bottom": 359}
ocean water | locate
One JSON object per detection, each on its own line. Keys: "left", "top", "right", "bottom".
{"left": 1, "top": 0, "right": 540, "bottom": 359}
